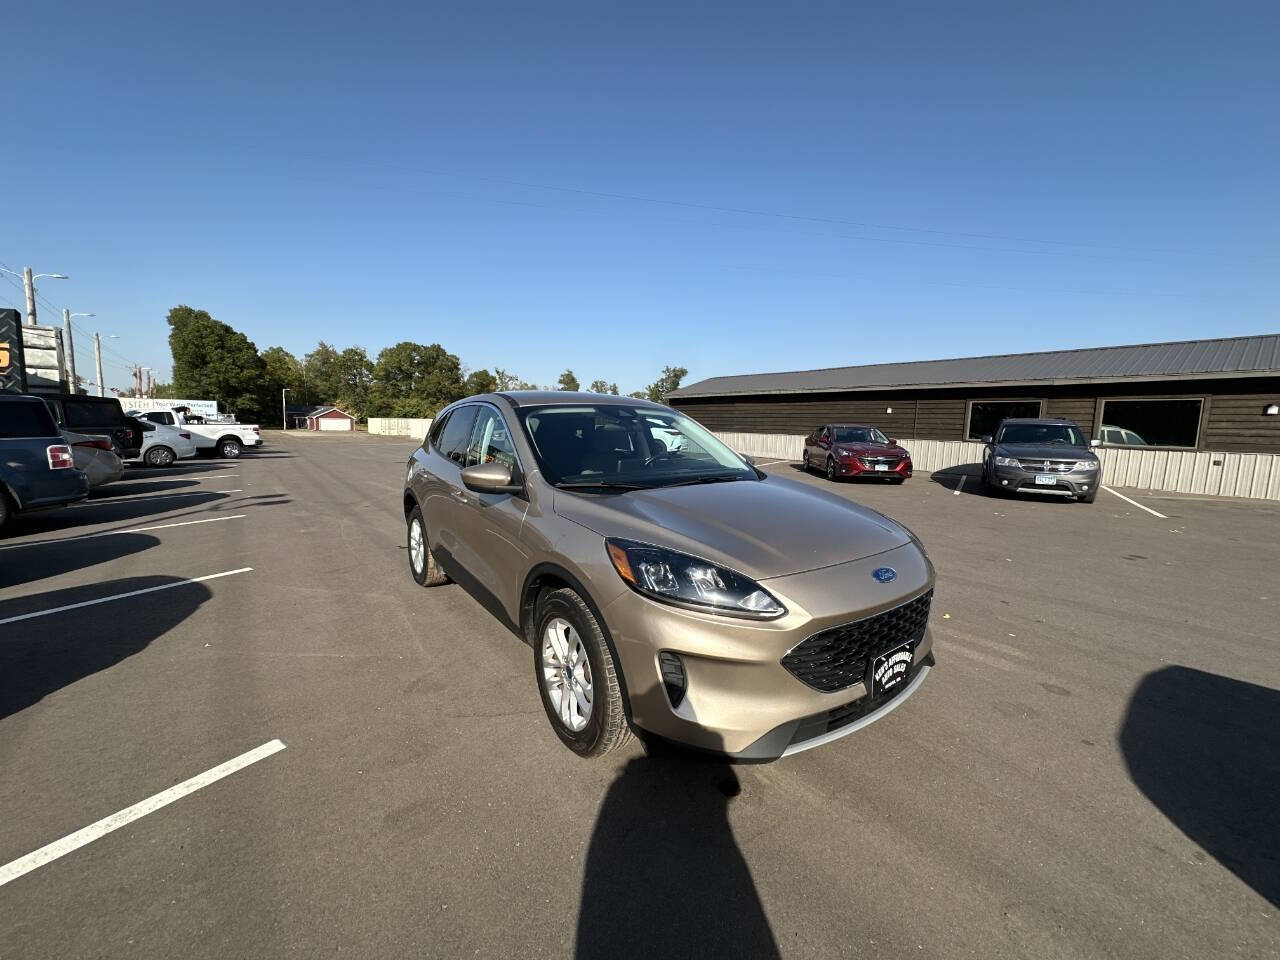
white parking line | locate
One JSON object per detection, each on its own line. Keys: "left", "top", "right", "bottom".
{"left": 753, "top": 458, "right": 786, "bottom": 467}
{"left": 953, "top": 475, "right": 967, "bottom": 495}
{"left": 121, "top": 474, "right": 239, "bottom": 483}
{"left": 0, "top": 739, "right": 286, "bottom": 889}
{"left": 1102, "top": 486, "right": 1168, "bottom": 519}
{"left": 0, "top": 515, "right": 246, "bottom": 552}
{"left": 71, "top": 489, "right": 242, "bottom": 507}
{"left": 0, "top": 567, "right": 253, "bottom": 625}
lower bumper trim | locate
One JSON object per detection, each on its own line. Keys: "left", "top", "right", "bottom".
{"left": 781, "top": 661, "right": 932, "bottom": 757}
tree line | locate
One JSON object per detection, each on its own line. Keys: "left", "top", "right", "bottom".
{"left": 159, "top": 305, "right": 687, "bottom": 425}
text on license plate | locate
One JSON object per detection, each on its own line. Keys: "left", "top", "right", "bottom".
{"left": 874, "top": 463, "right": 890, "bottom": 471}
{"left": 1035, "top": 474, "right": 1057, "bottom": 485}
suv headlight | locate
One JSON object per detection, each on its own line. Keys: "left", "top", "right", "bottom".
{"left": 606, "top": 539, "right": 785, "bottom": 619}
{"left": 1075, "top": 459, "right": 1100, "bottom": 471}
{"left": 993, "top": 455, "right": 1021, "bottom": 467}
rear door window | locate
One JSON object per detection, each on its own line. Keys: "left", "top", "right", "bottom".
{"left": 0, "top": 400, "right": 59, "bottom": 438}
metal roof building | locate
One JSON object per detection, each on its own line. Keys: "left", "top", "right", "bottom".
{"left": 669, "top": 334, "right": 1280, "bottom": 454}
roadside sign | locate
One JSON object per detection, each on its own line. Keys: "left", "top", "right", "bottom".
{"left": 0, "top": 308, "right": 27, "bottom": 393}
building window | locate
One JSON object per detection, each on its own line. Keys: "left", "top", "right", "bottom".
{"left": 966, "top": 400, "right": 1043, "bottom": 440}
{"left": 1099, "top": 398, "right": 1202, "bottom": 448}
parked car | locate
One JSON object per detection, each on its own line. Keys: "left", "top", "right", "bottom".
{"left": 0, "top": 394, "right": 89, "bottom": 530}
{"left": 61, "top": 428, "right": 124, "bottom": 488}
{"left": 1099, "top": 424, "right": 1149, "bottom": 446}
{"left": 403, "top": 393, "right": 936, "bottom": 761}
{"left": 981, "top": 417, "right": 1101, "bottom": 503}
{"left": 41, "top": 393, "right": 144, "bottom": 460}
{"left": 802, "top": 423, "right": 913, "bottom": 483}
{"left": 133, "top": 408, "right": 260, "bottom": 459}
{"left": 124, "top": 412, "right": 200, "bottom": 466}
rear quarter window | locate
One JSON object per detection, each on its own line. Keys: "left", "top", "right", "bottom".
{"left": 0, "top": 400, "right": 59, "bottom": 438}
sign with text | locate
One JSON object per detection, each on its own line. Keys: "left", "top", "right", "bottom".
{"left": 0, "top": 308, "right": 27, "bottom": 393}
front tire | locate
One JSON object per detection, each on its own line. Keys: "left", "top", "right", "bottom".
{"left": 533, "top": 588, "right": 632, "bottom": 758}
{"left": 0, "top": 493, "right": 10, "bottom": 531}
{"left": 218, "top": 438, "right": 242, "bottom": 459}
{"left": 407, "top": 505, "right": 449, "bottom": 586}
{"left": 826, "top": 456, "right": 837, "bottom": 482}
{"left": 144, "top": 445, "right": 175, "bottom": 468}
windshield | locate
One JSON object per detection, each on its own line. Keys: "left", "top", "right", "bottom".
{"left": 832, "top": 426, "right": 888, "bottom": 444}
{"left": 998, "top": 422, "right": 1085, "bottom": 446}
{"left": 517, "top": 404, "right": 756, "bottom": 488}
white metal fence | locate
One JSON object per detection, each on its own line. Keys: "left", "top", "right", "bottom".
{"left": 368, "top": 417, "right": 433, "bottom": 439}
{"left": 715, "top": 431, "right": 1280, "bottom": 502}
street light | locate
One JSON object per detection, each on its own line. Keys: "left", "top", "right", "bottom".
{"left": 0, "top": 266, "right": 69, "bottom": 326}
{"left": 282, "top": 387, "right": 290, "bottom": 431}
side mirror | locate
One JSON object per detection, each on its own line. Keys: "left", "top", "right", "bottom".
{"left": 1090, "top": 438, "right": 1101, "bottom": 448}
{"left": 981, "top": 435, "right": 993, "bottom": 445}
{"left": 887, "top": 438, "right": 898, "bottom": 446}
{"left": 460, "top": 461, "right": 523, "bottom": 494}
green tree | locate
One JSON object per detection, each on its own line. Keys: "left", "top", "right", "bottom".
{"left": 493, "top": 368, "right": 521, "bottom": 391}
{"left": 166, "top": 305, "right": 271, "bottom": 421}
{"left": 368, "top": 341, "right": 466, "bottom": 418}
{"left": 588, "top": 379, "right": 609, "bottom": 393}
{"left": 516, "top": 379, "right": 540, "bottom": 390}
{"left": 608, "top": 382, "right": 619, "bottom": 395}
{"left": 303, "top": 342, "right": 343, "bottom": 403}
{"left": 260, "top": 346, "right": 304, "bottom": 423}
{"left": 464, "top": 368, "right": 498, "bottom": 395}
{"left": 557, "top": 369, "right": 580, "bottom": 391}
{"left": 334, "top": 347, "right": 374, "bottom": 419}
{"left": 628, "top": 390, "right": 648, "bottom": 400}
{"left": 645, "top": 365, "right": 688, "bottom": 403}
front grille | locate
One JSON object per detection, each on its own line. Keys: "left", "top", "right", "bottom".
{"left": 781, "top": 590, "right": 932, "bottom": 693}
{"left": 1017, "top": 459, "right": 1075, "bottom": 472}
{"left": 859, "top": 456, "right": 902, "bottom": 467}
{"left": 789, "top": 650, "right": 935, "bottom": 744}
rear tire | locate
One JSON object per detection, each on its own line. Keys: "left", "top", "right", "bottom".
{"left": 144, "top": 445, "right": 175, "bottom": 468}
{"left": 533, "top": 588, "right": 632, "bottom": 758}
{"left": 0, "top": 492, "right": 10, "bottom": 532}
{"left": 407, "top": 505, "right": 449, "bottom": 586}
{"left": 218, "top": 438, "right": 242, "bottom": 459}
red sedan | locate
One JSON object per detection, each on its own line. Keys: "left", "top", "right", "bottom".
{"left": 802, "top": 423, "right": 913, "bottom": 484}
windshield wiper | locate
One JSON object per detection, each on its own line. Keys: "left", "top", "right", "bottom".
{"left": 659, "top": 474, "right": 746, "bottom": 487}
{"left": 554, "top": 480, "right": 650, "bottom": 491}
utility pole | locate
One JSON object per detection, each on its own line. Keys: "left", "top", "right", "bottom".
{"left": 62, "top": 308, "right": 78, "bottom": 390}
{"left": 282, "top": 387, "right": 290, "bottom": 430}
{"left": 94, "top": 333, "right": 105, "bottom": 397}
{"left": 23, "top": 267, "right": 36, "bottom": 326}
{"left": 144, "top": 368, "right": 152, "bottom": 397}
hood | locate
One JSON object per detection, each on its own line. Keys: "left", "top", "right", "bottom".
{"left": 552, "top": 474, "right": 911, "bottom": 580}
{"left": 835, "top": 442, "right": 908, "bottom": 457}
{"left": 994, "top": 443, "right": 1090, "bottom": 460}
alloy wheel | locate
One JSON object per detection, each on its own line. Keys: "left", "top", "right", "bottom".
{"left": 409, "top": 518, "right": 425, "bottom": 574}
{"left": 826, "top": 457, "right": 835, "bottom": 481}
{"left": 541, "top": 617, "right": 593, "bottom": 732}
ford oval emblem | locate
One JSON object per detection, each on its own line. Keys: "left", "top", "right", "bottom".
{"left": 872, "top": 567, "right": 897, "bottom": 583}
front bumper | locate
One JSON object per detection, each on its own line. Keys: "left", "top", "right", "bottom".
{"left": 602, "top": 542, "right": 935, "bottom": 760}
{"left": 990, "top": 463, "right": 1100, "bottom": 498}
{"left": 835, "top": 456, "right": 913, "bottom": 479}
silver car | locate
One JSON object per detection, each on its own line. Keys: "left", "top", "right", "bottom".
{"left": 61, "top": 429, "right": 124, "bottom": 489}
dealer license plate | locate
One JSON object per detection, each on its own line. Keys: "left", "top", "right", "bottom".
{"left": 871, "top": 643, "right": 915, "bottom": 697}
{"left": 874, "top": 463, "right": 890, "bottom": 471}
{"left": 1035, "top": 474, "right": 1057, "bottom": 485}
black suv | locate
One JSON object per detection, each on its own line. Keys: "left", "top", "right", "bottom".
{"left": 1, "top": 394, "right": 89, "bottom": 529}
{"left": 41, "top": 394, "right": 145, "bottom": 460}
{"left": 981, "top": 418, "right": 1102, "bottom": 503}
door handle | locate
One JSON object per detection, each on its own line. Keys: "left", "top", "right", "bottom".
{"left": 451, "top": 490, "right": 469, "bottom": 503}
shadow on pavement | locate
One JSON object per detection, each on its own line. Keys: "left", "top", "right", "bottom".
{"left": 1120, "top": 666, "right": 1280, "bottom": 908}
{"left": 0, "top": 532, "right": 159, "bottom": 589}
{"left": 0, "top": 576, "right": 213, "bottom": 720}
{"left": 0, "top": 492, "right": 235, "bottom": 537}
{"left": 576, "top": 753, "right": 780, "bottom": 960}
{"left": 90, "top": 479, "right": 199, "bottom": 497}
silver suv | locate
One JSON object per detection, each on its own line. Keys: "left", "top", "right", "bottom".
{"left": 403, "top": 392, "right": 935, "bottom": 761}
{"left": 981, "top": 418, "right": 1102, "bottom": 503}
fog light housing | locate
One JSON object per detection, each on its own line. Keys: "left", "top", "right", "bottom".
{"left": 1081, "top": 484, "right": 1089, "bottom": 491}
{"left": 1001, "top": 479, "right": 1009, "bottom": 486}
{"left": 658, "top": 651, "right": 686, "bottom": 708}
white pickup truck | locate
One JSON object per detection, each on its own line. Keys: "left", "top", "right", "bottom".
{"left": 132, "top": 409, "right": 262, "bottom": 459}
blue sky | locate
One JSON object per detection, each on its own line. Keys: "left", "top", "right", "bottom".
{"left": 4, "top": 1, "right": 1277, "bottom": 393}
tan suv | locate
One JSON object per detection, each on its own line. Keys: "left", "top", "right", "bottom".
{"left": 403, "top": 392, "right": 935, "bottom": 760}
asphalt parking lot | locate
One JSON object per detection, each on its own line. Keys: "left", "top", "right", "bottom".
{"left": 1, "top": 432, "right": 1276, "bottom": 960}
